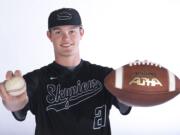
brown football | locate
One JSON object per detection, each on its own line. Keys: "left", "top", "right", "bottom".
{"left": 104, "top": 60, "right": 180, "bottom": 106}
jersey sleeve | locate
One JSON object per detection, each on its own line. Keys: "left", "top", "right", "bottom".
{"left": 12, "top": 103, "right": 29, "bottom": 121}
{"left": 112, "top": 96, "right": 132, "bottom": 115}
{"left": 12, "top": 69, "right": 41, "bottom": 121}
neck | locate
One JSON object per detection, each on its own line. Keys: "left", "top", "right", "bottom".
{"left": 55, "top": 54, "right": 81, "bottom": 67}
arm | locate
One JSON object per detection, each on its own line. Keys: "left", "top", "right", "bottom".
{"left": 12, "top": 103, "right": 29, "bottom": 121}
{"left": 1, "top": 69, "right": 40, "bottom": 121}
{"left": 116, "top": 98, "right": 131, "bottom": 115}
{"left": 112, "top": 96, "right": 132, "bottom": 115}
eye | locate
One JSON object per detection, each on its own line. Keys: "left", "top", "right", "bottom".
{"left": 53, "top": 30, "right": 62, "bottom": 35}
{"left": 69, "top": 29, "right": 76, "bottom": 34}
{"left": 69, "top": 30, "right": 74, "bottom": 34}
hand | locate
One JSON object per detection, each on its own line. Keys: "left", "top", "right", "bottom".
{"left": 0, "top": 70, "right": 29, "bottom": 112}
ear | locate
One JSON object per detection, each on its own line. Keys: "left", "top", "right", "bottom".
{"left": 47, "top": 31, "right": 52, "bottom": 42}
{"left": 79, "top": 27, "right": 84, "bottom": 39}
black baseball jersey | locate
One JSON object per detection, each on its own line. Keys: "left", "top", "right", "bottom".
{"left": 13, "top": 60, "right": 131, "bottom": 135}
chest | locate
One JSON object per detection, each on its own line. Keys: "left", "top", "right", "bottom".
{"left": 36, "top": 70, "right": 112, "bottom": 113}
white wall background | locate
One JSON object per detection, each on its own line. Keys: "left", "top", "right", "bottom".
{"left": 0, "top": 0, "right": 180, "bottom": 135}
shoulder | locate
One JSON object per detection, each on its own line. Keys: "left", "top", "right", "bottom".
{"left": 23, "top": 62, "right": 54, "bottom": 80}
{"left": 22, "top": 62, "right": 54, "bottom": 95}
{"left": 82, "top": 60, "right": 113, "bottom": 75}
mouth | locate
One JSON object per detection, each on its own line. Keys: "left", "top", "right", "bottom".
{"left": 60, "top": 43, "right": 72, "bottom": 48}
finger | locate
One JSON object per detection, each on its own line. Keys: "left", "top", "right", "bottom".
{"left": 0, "top": 82, "right": 9, "bottom": 100}
{"left": 0, "top": 83, "right": 3, "bottom": 97}
{"left": 14, "top": 70, "right": 22, "bottom": 77}
{"left": 6, "top": 71, "right": 14, "bottom": 80}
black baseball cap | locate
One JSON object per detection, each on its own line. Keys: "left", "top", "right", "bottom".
{"left": 48, "top": 8, "right": 82, "bottom": 29}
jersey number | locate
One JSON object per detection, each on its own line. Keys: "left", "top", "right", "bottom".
{"left": 93, "top": 105, "right": 107, "bottom": 130}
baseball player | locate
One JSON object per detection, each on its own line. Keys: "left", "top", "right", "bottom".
{"left": 0, "top": 8, "right": 131, "bottom": 135}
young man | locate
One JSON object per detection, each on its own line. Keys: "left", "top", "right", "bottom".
{"left": 0, "top": 8, "right": 131, "bottom": 135}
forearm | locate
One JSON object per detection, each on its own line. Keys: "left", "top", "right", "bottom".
{"left": 2, "top": 92, "right": 29, "bottom": 112}
{"left": 116, "top": 98, "right": 132, "bottom": 115}
{"left": 12, "top": 103, "right": 29, "bottom": 121}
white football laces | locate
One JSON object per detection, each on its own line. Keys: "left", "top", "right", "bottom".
{"left": 129, "top": 60, "right": 162, "bottom": 68}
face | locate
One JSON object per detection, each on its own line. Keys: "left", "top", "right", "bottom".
{"left": 47, "top": 25, "right": 84, "bottom": 58}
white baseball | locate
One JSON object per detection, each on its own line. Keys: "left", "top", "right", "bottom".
{"left": 4, "top": 76, "right": 26, "bottom": 96}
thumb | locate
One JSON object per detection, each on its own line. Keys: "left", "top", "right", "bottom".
{"left": 0, "top": 82, "right": 9, "bottom": 100}
{"left": 6, "top": 71, "right": 13, "bottom": 80}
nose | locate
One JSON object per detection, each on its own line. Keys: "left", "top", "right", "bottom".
{"left": 62, "top": 32, "right": 70, "bottom": 41}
